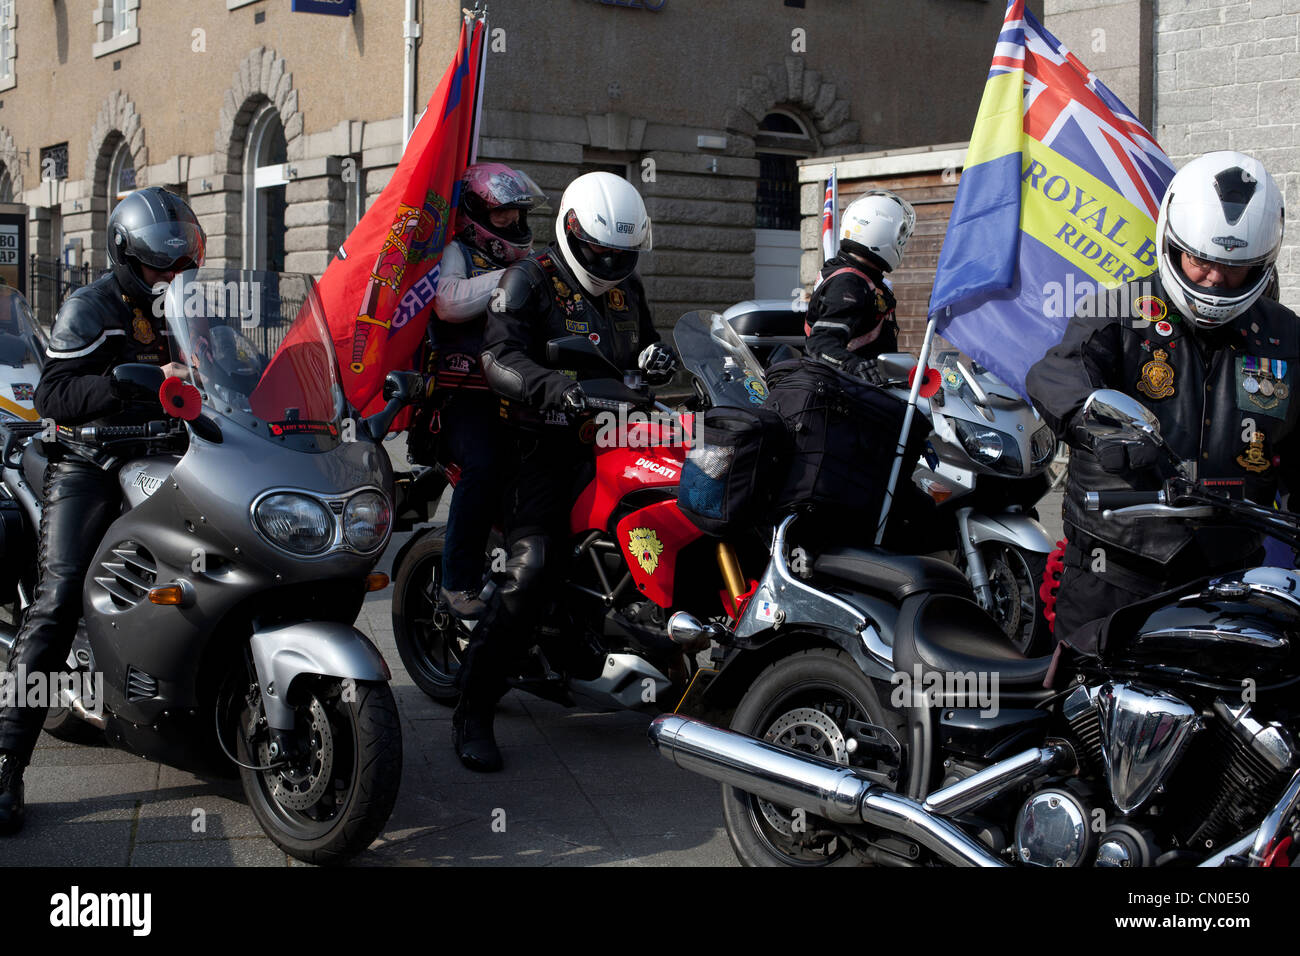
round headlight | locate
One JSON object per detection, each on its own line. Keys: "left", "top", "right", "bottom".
{"left": 255, "top": 493, "right": 334, "bottom": 555}
{"left": 344, "top": 490, "right": 392, "bottom": 553}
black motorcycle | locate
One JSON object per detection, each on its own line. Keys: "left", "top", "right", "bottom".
{"left": 652, "top": 388, "right": 1300, "bottom": 868}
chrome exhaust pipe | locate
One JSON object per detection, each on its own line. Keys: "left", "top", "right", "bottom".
{"left": 649, "top": 714, "right": 1009, "bottom": 866}
{"left": 59, "top": 686, "right": 108, "bottom": 730}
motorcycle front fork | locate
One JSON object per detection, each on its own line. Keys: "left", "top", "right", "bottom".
{"left": 955, "top": 507, "right": 994, "bottom": 610}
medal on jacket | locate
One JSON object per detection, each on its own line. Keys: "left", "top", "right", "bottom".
{"left": 1243, "top": 357, "right": 1287, "bottom": 408}
{"left": 1237, "top": 430, "right": 1271, "bottom": 473}
{"left": 1136, "top": 348, "right": 1175, "bottom": 400}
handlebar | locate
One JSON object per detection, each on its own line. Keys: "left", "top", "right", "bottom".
{"left": 65, "top": 421, "right": 175, "bottom": 444}
{"left": 1084, "top": 489, "right": 1167, "bottom": 512}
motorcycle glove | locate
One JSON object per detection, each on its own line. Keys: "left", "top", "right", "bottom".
{"left": 1093, "top": 436, "right": 1161, "bottom": 474}
{"left": 638, "top": 343, "right": 678, "bottom": 386}
{"left": 561, "top": 383, "right": 587, "bottom": 416}
{"left": 850, "top": 357, "right": 888, "bottom": 388}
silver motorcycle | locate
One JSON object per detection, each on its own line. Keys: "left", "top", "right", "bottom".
{"left": 0, "top": 270, "right": 409, "bottom": 864}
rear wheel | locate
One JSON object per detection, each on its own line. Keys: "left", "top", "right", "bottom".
{"left": 721, "top": 647, "right": 902, "bottom": 867}
{"left": 391, "top": 530, "right": 471, "bottom": 704}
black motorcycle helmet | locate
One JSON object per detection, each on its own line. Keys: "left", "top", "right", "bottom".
{"left": 107, "top": 187, "right": 206, "bottom": 304}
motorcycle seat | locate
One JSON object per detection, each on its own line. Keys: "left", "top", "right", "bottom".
{"left": 813, "top": 547, "right": 973, "bottom": 603}
{"left": 893, "top": 591, "right": 1053, "bottom": 692}
{"left": 21, "top": 439, "right": 46, "bottom": 496}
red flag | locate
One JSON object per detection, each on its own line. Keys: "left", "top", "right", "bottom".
{"left": 321, "top": 11, "right": 486, "bottom": 418}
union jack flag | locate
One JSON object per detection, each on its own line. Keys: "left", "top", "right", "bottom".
{"left": 992, "top": 0, "right": 1174, "bottom": 219}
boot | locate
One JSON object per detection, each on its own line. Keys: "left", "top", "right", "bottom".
{"left": 451, "top": 699, "right": 502, "bottom": 773}
{"left": 0, "top": 751, "right": 26, "bottom": 836}
{"left": 440, "top": 586, "right": 488, "bottom": 621}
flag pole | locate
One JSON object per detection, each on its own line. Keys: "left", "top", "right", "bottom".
{"left": 830, "top": 165, "right": 839, "bottom": 258}
{"left": 874, "top": 313, "right": 937, "bottom": 546}
{"left": 468, "top": 5, "right": 488, "bottom": 164}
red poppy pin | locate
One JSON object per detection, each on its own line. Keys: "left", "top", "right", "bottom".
{"left": 160, "top": 377, "right": 202, "bottom": 420}
{"left": 909, "top": 364, "right": 942, "bottom": 399}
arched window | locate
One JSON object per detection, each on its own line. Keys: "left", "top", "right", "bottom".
{"left": 108, "top": 138, "right": 136, "bottom": 210}
{"left": 0, "top": 162, "right": 12, "bottom": 204}
{"left": 243, "top": 101, "right": 288, "bottom": 271}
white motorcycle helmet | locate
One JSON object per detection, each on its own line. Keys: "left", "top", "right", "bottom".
{"left": 1155, "top": 151, "right": 1284, "bottom": 328}
{"left": 839, "top": 190, "right": 916, "bottom": 272}
{"left": 554, "top": 171, "right": 653, "bottom": 296}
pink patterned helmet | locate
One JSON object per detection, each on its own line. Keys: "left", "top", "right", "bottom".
{"left": 455, "top": 163, "right": 547, "bottom": 264}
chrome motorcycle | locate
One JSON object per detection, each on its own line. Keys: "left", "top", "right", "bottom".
{"left": 654, "top": 389, "right": 1300, "bottom": 868}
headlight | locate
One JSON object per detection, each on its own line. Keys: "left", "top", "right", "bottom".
{"left": 255, "top": 493, "right": 334, "bottom": 555}
{"left": 953, "top": 420, "right": 1023, "bottom": 475}
{"left": 344, "top": 490, "right": 392, "bottom": 552}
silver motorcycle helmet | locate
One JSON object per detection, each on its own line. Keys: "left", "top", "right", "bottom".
{"left": 108, "top": 187, "right": 206, "bottom": 304}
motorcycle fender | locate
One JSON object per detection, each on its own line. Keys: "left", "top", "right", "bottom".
{"left": 250, "top": 622, "right": 392, "bottom": 731}
{"left": 682, "top": 624, "right": 895, "bottom": 721}
{"left": 965, "top": 511, "right": 1054, "bottom": 554}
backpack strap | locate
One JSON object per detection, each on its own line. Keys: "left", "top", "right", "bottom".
{"left": 804, "top": 266, "right": 891, "bottom": 345}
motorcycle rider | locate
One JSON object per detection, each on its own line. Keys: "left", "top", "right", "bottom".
{"left": 412, "top": 163, "right": 544, "bottom": 619}
{"left": 453, "top": 171, "right": 675, "bottom": 772}
{"left": 0, "top": 187, "right": 203, "bottom": 834}
{"left": 805, "top": 190, "right": 915, "bottom": 385}
{"left": 1027, "top": 151, "right": 1300, "bottom": 644}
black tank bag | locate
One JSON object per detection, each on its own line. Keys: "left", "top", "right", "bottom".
{"left": 765, "top": 358, "right": 923, "bottom": 522}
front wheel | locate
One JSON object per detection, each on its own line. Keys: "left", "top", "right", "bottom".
{"left": 979, "top": 544, "right": 1051, "bottom": 656}
{"left": 720, "top": 647, "right": 902, "bottom": 867}
{"left": 236, "top": 675, "right": 402, "bottom": 865}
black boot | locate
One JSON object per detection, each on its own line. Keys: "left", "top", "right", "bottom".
{"left": 0, "top": 751, "right": 26, "bottom": 836}
{"left": 451, "top": 700, "right": 502, "bottom": 773}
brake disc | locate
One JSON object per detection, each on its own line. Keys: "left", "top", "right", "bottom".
{"left": 261, "top": 696, "right": 335, "bottom": 811}
{"left": 759, "top": 707, "right": 849, "bottom": 837}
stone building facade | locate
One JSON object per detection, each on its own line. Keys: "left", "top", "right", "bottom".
{"left": 0, "top": 0, "right": 1015, "bottom": 329}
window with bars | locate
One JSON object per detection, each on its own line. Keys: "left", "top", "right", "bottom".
{"left": 40, "top": 144, "right": 69, "bottom": 183}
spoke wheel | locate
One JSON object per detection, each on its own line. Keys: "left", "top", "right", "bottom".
{"left": 721, "top": 647, "right": 903, "bottom": 868}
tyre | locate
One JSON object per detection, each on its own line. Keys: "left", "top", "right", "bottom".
{"left": 1046, "top": 442, "right": 1069, "bottom": 492}
{"left": 237, "top": 675, "right": 402, "bottom": 866}
{"left": 390, "top": 530, "right": 470, "bottom": 705}
{"left": 720, "top": 647, "right": 902, "bottom": 867}
{"left": 980, "top": 544, "right": 1051, "bottom": 656}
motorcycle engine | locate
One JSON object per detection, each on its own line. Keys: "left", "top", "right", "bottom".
{"left": 1062, "top": 684, "right": 1299, "bottom": 862}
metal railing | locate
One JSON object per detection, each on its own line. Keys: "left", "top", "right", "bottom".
{"left": 27, "top": 255, "right": 93, "bottom": 331}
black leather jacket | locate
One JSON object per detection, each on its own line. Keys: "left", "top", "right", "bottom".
{"left": 36, "top": 272, "right": 171, "bottom": 461}
{"left": 804, "top": 254, "right": 899, "bottom": 375}
{"left": 1026, "top": 274, "right": 1300, "bottom": 566}
{"left": 481, "top": 247, "right": 658, "bottom": 424}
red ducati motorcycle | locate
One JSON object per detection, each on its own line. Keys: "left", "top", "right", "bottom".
{"left": 390, "top": 312, "right": 770, "bottom": 713}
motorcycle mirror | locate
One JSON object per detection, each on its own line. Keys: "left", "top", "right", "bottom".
{"left": 545, "top": 335, "right": 621, "bottom": 376}
{"left": 111, "top": 363, "right": 167, "bottom": 403}
{"left": 1081, "top": 389, "right": 1163, "bottom": 444}
{"left": 382, "top": 370, "right": 425, "bottom": 405}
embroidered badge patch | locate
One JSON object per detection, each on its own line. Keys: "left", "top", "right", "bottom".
{"left": 1238, "top": 430, "right": 1271, "bottom": 473}
{"left": 132, "top": 316, "right": 155, "bottom": 344}
{"left": 565, "top": 319, "right": 589, "bottom": 334}
{"left": 607, "top": 288, "right": 627, "bottom": 311}
{"left": 1137, "top": 348, "right": 1175, "bottom": 400}
{"left": 1134, "top": 296, "right": 1168, "bottom": 323}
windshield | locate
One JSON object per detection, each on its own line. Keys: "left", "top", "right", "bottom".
{"left": 164, "top": 270, "right": 345, "bottom": 451}
{"left": 673, "top": 310, "right": 769, "bottom": 409}
{"left": 0, "top": 285, "right": 46, "bottom": 372}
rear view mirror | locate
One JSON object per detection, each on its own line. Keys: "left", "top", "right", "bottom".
{"left": 1081, "top": 389, "right": 1162, "bottom": 444}
{"left": 111, "top": 363, "right": 166, "bottom": 404}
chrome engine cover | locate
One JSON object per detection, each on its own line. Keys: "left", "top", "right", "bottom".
{"left": 1097, "top": 683, "right": 1199, "bottom": 813}
{"left": 1014, "top": 788, "right": 1091, "bottom": 867}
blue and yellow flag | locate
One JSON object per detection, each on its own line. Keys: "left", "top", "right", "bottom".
{"left": 930, "top": 0, "right": 1177, "bottom": 398}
